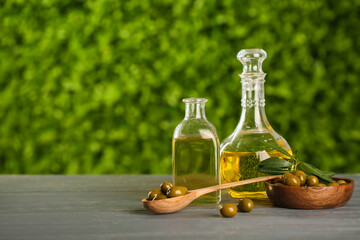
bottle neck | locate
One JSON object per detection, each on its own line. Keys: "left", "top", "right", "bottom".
{"left": 238, "top": 75, "right": 270, "bottom": 131}
{"left": 241, "top": 77, "right": 265, "bottom": 109}
{"left": 184, "top": 103, "right": 206, "bottom": 120}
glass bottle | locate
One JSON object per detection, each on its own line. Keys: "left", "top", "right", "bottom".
{"left": 220, "top": 49, "right": 292, "bottom": 199}
{"left": 173, "top": 98, "right": 220, "bottom": 203}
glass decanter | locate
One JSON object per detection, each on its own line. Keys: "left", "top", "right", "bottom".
{"left": 173, "top": 98, "right": 220, "bottom": 203}
{"left": 220, "top": 49, "right": 292, "bottom": 199}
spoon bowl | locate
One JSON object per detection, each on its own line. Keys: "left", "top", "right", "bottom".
{"left": 142, "top": 191, "right": 198, "bottom": 214}
{"left": 142, "top": 175, "right": 281, "bottom": 214}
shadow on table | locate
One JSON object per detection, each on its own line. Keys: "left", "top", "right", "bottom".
{"left": 127, "top": 209, "right": 221, "bottom": 218}
{"left": 122, "top": 197, "right": 275, "bottom": 217}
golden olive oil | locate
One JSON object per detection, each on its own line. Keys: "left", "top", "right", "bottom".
{"left": 173, "top": 136, "right": 220, "bottom": 203}
{"left": 221, "top": 150, "right": 291, "bottom": 199}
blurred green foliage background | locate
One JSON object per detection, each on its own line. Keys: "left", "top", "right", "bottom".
{"left": 0, "top": 0, "right": 359, "bottom": 174}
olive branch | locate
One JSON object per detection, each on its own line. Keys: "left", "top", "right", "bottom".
{"left": 256, "top": 142, "right": 335, "bottom": 183}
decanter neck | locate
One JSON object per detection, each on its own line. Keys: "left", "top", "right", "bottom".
{"left": 183, "top": 98, "right": 207, "bottom": 120}
{"left": 238, "top": 76, "right": 269, "bottom": 131}
{"left": 236, "top": 49, "right": 270, "bottom": 131}
{"left": 241, "top": 76, "right": 265, "bottom": 109}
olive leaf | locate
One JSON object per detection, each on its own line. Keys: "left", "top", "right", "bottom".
{"left": 263, "top": 142, "right": 296, "bottom": 161}
{"left": 257, "top": 167, "right": 292, "bottom": 173}
{"left": 298, "top": 162, "right": 333, "bottom": 182}
{"left": 256, "top": 157, "right": 292, "bottom": 175}
{"left": 256, "top": 166, "right": 291, "bottom": 175}
{"left": 258, "top": 157, "right": 293, "bottom": 168}
{"left": 322, "top": 171, "right": 336, "bottom": 177}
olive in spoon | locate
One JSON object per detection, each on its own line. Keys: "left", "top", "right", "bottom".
{"left": 142, "top": 175, "right": 281, "bottom": 214}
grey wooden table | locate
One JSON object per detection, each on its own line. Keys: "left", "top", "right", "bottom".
{"left": 0, "top": 174, "right": 359, "bottom": 240}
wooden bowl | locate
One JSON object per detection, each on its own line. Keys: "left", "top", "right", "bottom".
{"left": 265, "top": 177, "right": 354, "bottom": 209}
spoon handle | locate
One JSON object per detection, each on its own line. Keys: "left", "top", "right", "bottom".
{"left": 192, "top": 175, "right": 281, "bottom": 197}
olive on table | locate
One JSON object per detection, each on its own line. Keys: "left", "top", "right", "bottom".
{"left": 237, "top": 198, "right": 254, "bottom": 212}
{"left": 337, "top": 180, "right": 347, "bottom": 185}
{"left": 160, "top": 181, "right": 173, "bottom": 195}
{"left": 285, "top": 174, "right": 301, "bottom": 186}
{"left": 328, "top": 182, "right": 339, "bottom": 187}
{"left": 293, "top": 170, "right": 307, "bottom": 186}
{"left": 307, "top": 175, "right": 319, "bottom": 186}
{"left": 220, "top": 204, "right": 237, "bottom": 218}
{"left": 166, "top": 186, "right": 188, "bottom": 198}
{"left": 147, "top": 189, "right": 165, "bottom": 201}
{"left": 315, "top": 183, "right": 327, "bottom": 187}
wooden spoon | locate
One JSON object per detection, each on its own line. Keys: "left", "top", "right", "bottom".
{"left": 142, "top": 175, "right": 281, "bottom": 214}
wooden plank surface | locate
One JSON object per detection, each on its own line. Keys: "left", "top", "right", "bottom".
{"left": 0, "top": 174, "right": 359, "bottom": 240}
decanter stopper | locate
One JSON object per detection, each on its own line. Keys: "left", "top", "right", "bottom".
{"left": 237, "top": 49, "right": 267, "bottom": 75}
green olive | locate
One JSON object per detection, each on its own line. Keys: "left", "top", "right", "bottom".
{"left": 282, "top": 172, "right": 293, "bottom": 184}
{"left": 285, "top": 175, "right": 301, "bottom": 186}
{"left": 220, "top": 204, "right": 237, "bottom": 217}
{"left": 166, "top": 186, "right": 188, "bottom": 198}
{"left": 155, "top": 194, "right": 168, "bottom": 200}
{"left": 160, "top": 181, "right": 173, "bottom": 195}
{"left": 237, "top": 198, "right": 254, "bottom": 212}
{"left": 315, "top": 183, "right": 327, "bottom": 187}
{"left": 147, "top": 189, "right": 164, "bottom": 201}
{"left": 293, "top": 170, "right": 307, "bottom": 186}
{"left": 274, "top": 182, "right": 285, "bottom": 186}
{"left": 328, "top": 182, "right": 339, "bottom": 187}
{"left": 337, "top": 180, "right": 347, "bottom": 185}
{"left": 307, "top": 175, "right": 319, "bottom": 186}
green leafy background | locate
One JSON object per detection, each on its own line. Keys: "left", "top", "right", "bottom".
{"left": 1, "top": 0, "right": 359, "bottom": 174}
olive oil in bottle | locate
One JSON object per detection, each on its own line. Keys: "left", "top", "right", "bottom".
{"left": 173, "top": 137, "right": 220, "bottom": 203}
{"left": 221, "top": 150, "right": 291, "bottom": 198}
{"left": 172, "top": 98, "right": 220, "bottom": 203}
